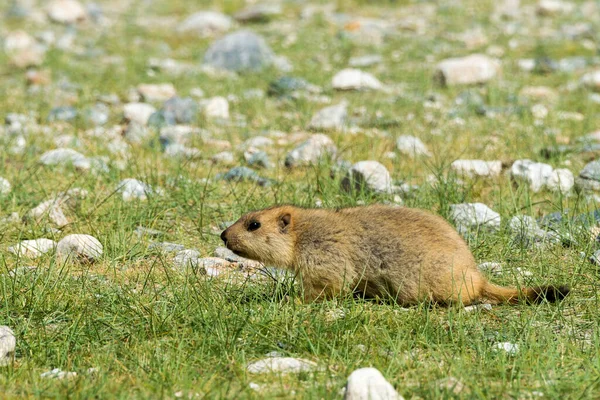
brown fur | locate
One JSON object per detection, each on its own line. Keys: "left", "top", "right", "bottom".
{"left": 220, "top": 205, "right": 570, "bottom": 305}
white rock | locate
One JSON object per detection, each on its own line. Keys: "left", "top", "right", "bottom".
{"left": 396, "top": 135, "right": 431, "bottom": 157}
{"left": 28, "top": 198, "right": 70, "bottom": 227}
{"left": 546, "top": 168, "right": 574, "bottom": 193}
{"left": 4, "top": 30, "right": 46, "bottom": 68}
{"left": 349, "top": 55, "right": 383, "bottom": 68}
{"left": 47, "top": 0, "right": 87, "bottom": 24}
{"left": 343, "top": 161, "right": 392, "bottom": 194}
{"left": 239, "top": 136, "right": 274, "bottom": 151}
{"left": 531, "top": 104, "right": 548, "bottom": 119}
{"left": 478, "top": 262, "right": 503, "bottom": 275}
{"left": 308, "top": 102, "right": 348, "bottom": 131}
{"left": 344, "top": 368, "right": 403, "bottom": 400}
{"left": 450, "top": 203, "right": 501, "bottom": 232}
{"left": 332, "top": 69, "right": 383, "bottom": 91}
{"left": 39, "top": 148, "right": 89, "bottom": 169}
{"left": 464, "top": 304, "right": 493, "bottom": 312}
{"left": 247, "top": 357, "right": 317, "bottom": 374}
{"left": 56, "top": 234, "right": 103, "bottom": 262}
{"left": 435, "top": 54, "right": 500, "bottom": 86}
{"left": 0, "top": 326, "right": 16, "bottom": 367}
{"left": 177, "top": 11, "right": 233, "bottom": 37}
{"left": 581, "top": 71, "right": 600, "bottom": 92}
{"left": 40, "top": 368, "right": 78, "bottom": 380}
{"left": 123, "top": 103, "right": 157, "bottom": 126}
{"left": 173, "top": 249, "right": 201, "bottom": 269}
{"left": 284, "top": 134, "right": 337, "bottom": 168}
{"left": 212, "top": 151, "right": 235, "bottom": 164}
{"left": 117, "top": 178, "right": 156, "bottom": 201}
{"left": 201, "top": 96, "right": 229, "bottom": 119}
{"left": 494, "top": 342, "right": 519, "bottom": 355}
{"left": 8, "top": 239, "right": 56, "bottom": 258}
{"left": 0, "top": 178, "right": 11, "bottom": 195}
{"left": 451, "top": 160, "right": 502, "bottom": 178}
{"left": 137, "top": 83, "right": 177, "bottom": 103}
{"left": 510, "top": 159, "right": 554, "bottom": 192}
{"left": 537, "top": 0, "right": 575, "bottom": 16}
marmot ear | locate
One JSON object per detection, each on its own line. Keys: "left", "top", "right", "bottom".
{"left": 279, "top": 213, "right": 291, "bottom": 232}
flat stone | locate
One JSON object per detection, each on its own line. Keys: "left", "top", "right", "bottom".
{"left": 342, "top": 161, "right": 392, "bottom": 194}
{"left": 173, "top": 249, "right": 202, "bottom": 269}
{"left": 8, "top": 238, "right": 56, "bottom": 258}
{"left": 0, "top": 326, "right": 16, "bottom": 367}
{"left": 344, "top": 368, "right": 403, "bottom": 400}
{"left": 396, "top": 135, "right": 431, "bottom": 157}
{"left": 148, "top": 242, "right": 185, "bottom": 253}
{"left": 39, "top": 148, "right": 89, "bottom": 170}
{"left": 450, "top": 203, "right": 501, "bottom": 232}
{"left": 204, "top": 30, "right": 274, "bottom": 72}
{"left": 56, "top": 234, "right": 103, "bottom": 262}
{"left": 234, "top": 3, "right": 282, "bottom": 22}
{"left": 200, "top": 96, "right": 229, "bottom": 119}
{"left": 246, "top": 357, "right": 317, "bottom": 374}
{"left": 308, "top": 102, "right": 348, "bottom": 131}
{"left": 349, "top": 55, "right": 383, "bottom": 68}
{"left": 451, "top": 160, "right": 502, "bottom": 178}
{"left": 435, "top": 54, "right": 500, "bottom": 86}
{"left": 137, "top": 83, "right": 177, "bottom": 103}
{"left": 510, "top": 159, "right": 554, "bottom": 193}
{"left": 284, "top": 134, "right": 337, "bottom": 168}
{"left": 211, "top": 151, "right": 235, "bottom": 164}
{"left": 178, "top": 11, "right": 232, "bottom": 37}
{"left": 124, "top": 103, "right": 157, "bottom": 126}
{"left": 332, "top": 69, "right": 383, "bottom": 91}
{"left": 47, "top": 0, "right": 86, "bottom": 24}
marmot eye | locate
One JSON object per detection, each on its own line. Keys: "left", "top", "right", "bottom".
{"left": 248, "top": 221, "right": 261, "bottom": 231}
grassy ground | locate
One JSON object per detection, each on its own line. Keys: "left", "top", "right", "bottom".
{"left": 1, "top": 0, "right": 600, "bottom": 398}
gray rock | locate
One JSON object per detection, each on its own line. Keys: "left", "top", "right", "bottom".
{"left": 344, "top": 368, "right": 403, "bottom": 400}
{"left": 478, "top": 262, "right": 503, "bottom": 275}
{"left": 164, "top": 144, "right": 202, "bottom": 159}
{"left": 239, "top": 136, "right": 274, "bottom": 151}
{"left": 123, "top": 103, "right": 157, "bottom": 126}
{"left": 267, "top": 76, "right": 319, "bottom": 97}
{"left": 349, "top": 55, "right": 383, "bottom": 68}
{"left": 47, "top": 0, "right": 86, "bottom": 24}
{"left": 580, "top": 160, "right": 600, "bottom": 181}
{"left": 0, "top": 178, "right": 11, "bottom": 195}
{"left": 451, "top": 160, "right": 502, "bottom": 178}
{"left": 117, "top": 179, "right": 158, "bottom": 201}
{"left": 173, "top": 249, "right": 201, "bottom": 269}
{"left": 4, "top": 30, "right": 46, "bottom": 68}
{"left": 332, "top": 69, "right": 383, "bottom": 91}
{"left": 510, "top": 159, "right": 553, "bottom": 192}
{"left": 435, "top": 54, "right": 500, "bottom": 86}
{"left": 47, "top": 106, "right": 77, "bottom": 122}
{"left": 124, "top": 122, "right": 151, "bottom": 143}
{"left": 137, "top": 83, "right": 176, "bottom": 103}
{"left": 200, "top": 96, "right": 229, "bottom": 119}
{"left": 135, "top": 226, "right": 163, "bottom": 238}
{"left": 396, "top": 135, "right": 431, "bottom": 157}
{"left": 83, "top": 103, "right": 110, "bottom": 126}
{"left": 245, "top": 150, "right": 271, "bottom": 169}
{"left": 56, "top": 234, "right": 103, "bottom": 262}
{"left": 148, "top": 242, "right": 185, "bottom": 253}
{"left": 161, "top": 97, "right": 198, "bottom": 125}
{"left": 308, "top": 102, "right": 348, "bottom": 131}
{"left": 8, "top": 238, "right": 56, "bottom": 258}
{"left": 40, "top": 368, "right": 77, "bottom": 380}
{"left": 28, "top": 198, "right": 69, "bottom": 227}
{"left": 234, "top": 3, "right": 282, "bottom": 22}
{"left": 213, "top": 246, "right": 262, "bottom": 268}
{"left": 284, "top": 134, "right": 337, "bottom": 168}
{"left": 40, "top": 148, "right": 89, "bottom": 170}
{"left": 204, "top": 30, "right": 274, "bottom": 72}
{"left": 589, "top": 250, "right": 600, "bottom": 266}
{"left": 178, "top": 11, "right": 232, "bottom": 37}
{"left": 342, "top": 161, "right": 392, "bottom": 194}
{"left": 247, "top": 357, "right": 317, "bottom": 374}
{"left": 450, "top": 203, "right": 501, "bottom": 232}
{"left": 546, "top": 169, "right": 574, "bottom": 193}
{"left": 211, "top": 151, "right": 235, "bottom": 164}
{"left": 218, "top": 167, "right": 270, "bottom": 186}
{"left": 0, "top": 326, "right": 16, "bottom": 366}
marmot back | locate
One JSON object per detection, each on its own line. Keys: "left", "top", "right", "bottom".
{"left": 221, "top": 204, "right": 569, "bottom": 306}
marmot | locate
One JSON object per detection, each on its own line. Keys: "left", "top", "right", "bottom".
{"left": 220, "top": 204, "right": 569, "bottom": 305}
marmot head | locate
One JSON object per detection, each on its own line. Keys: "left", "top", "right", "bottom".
{"left": 220, "top": 206, "right": 296, "bottom": 268}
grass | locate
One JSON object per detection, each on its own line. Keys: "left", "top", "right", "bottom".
{"left": 1, "top": 0, "right": 600, "bottom": 398}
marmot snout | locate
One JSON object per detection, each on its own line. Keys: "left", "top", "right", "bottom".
{"left": 220, "top": 204, "right": 570, "bottom": 305}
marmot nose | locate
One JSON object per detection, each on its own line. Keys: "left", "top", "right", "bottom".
{"left": 220, "top": 229, "right": 228, "bottom": 245}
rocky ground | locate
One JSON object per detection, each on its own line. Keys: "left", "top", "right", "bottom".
{"left": 1, "top": 0, "right": 600, "bottom": 398}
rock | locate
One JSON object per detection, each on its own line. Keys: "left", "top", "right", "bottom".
{"left": 478, "top": 262, "right": 503, "bottom": 275}
{"left": 308, "top": 102, "right": 348, "bottom": 131}
{"left": 124, "top": 122, "right": 151, "bottom": 143}
{"left": 518, "top": 86, "right": 558, "bottom": 104}
{"left": 509, "top": 215, "right": 560, "bottom": 247}
{"left": 203, "top": 30, "right": 274, "bottom": 72}
{"left": 214, "top": 246, "right": 261, "bottom": 268}
{"left": 0, "top": 178, "right": 11, "bottom": 195}
{"left": 464, "top": 304, "right": 493, "bottom": 312}
{"left": 40, "top": 368, "right": 77, "bottom": 380}
{"left": 435, "top": 377, "right": 466, "bottom": 395}
{"left": 581, "top": 71, "right": 600, "bottom": 92}
{"left": 285, "top": 134, "right": 337, "bottom": 168}
{"left": 342, "top": 161, "right": 392, "bottom": 194}
{"left": 47, "top": 106, "right": 77, "bottom": 122}
{"left": 200, "top": 96, "right": 229, "bottom": 119}
{"left": 245, "top": 150, "right": 271, "bottom": 169}
{"left": 47, "top": 0, "right": 86, "bottom": 24}
{"left": 536, "top": 0, "right": 575, "bottom": 16}
{"left": 396, "top": 135, "right": 431, "bottom": 157}
{"left": 234, "top": 3, "right": 282, "bottom": 22}
{"left": 148, "top": 242, "right": 186, "bottom": 253}
{"left": 123, "top": 103, "right": 157, "bottom": 126}
{"left": 56, "top": 234, "right": 103, "bottom": 262}
{"left": 173, "top": 249, "right": 201, "bottom": 270}
{"left": 164, "top": 144, "right": 202, "bottom": 159}
{"left": 4, "top": 30, "right": 46, "bottom": 68}
{"left": 117, "top": 179, "right": 158, "bottom": 201}
{"left": 268, "top": 76, "right": 320, "bottom": 97}
{"left": 161, "top": 97, "right": 198, "bottom": 125}
{"left": 8, "top": 239, "right": 56, "bottom": 258}
{"left": 218, "top": 167, "right": 270, "bottom": 186}
{"left": 546, "top": 169, "right": 574, "bottom": 193}
{"left": 510, "top": 160, "right": 553, "bottom": 192}
{"left": 28, "top": 198, "right": 70, "bottom": 227}
{"left": 39, "top": 148, "right": 89, "bottom": 169}
{"left": 494, "top": 342, "right": 519, "bottom": 355}
{"left": 0, "top": 326, "right": 16, "bottom": 366}
{"left": 135, "top": 226, "right": 163, "bottom": 238}
{"left": 137, "top": 83, "right": 177, "bottom": 103}
{"left": 435, "top": 54, "right": 500, "bottom": 86}
{"left": 450, "top": 203, "right": 501, "bottom": 232}
{"left": 332, "top": 69, "right": 383, "bottom": 91}
{"left": 349, "top": 55, "right": 383, "bottom": 68}
{"left": 83, "top": 103, "right": 109, "bottom": 126}
{"left": 239, "top": 136, "right": 274, "bottom": 151}
{"left": 344, "top": 368, "right": 403, "bottom": 400}
{"left": 178, "top": 11, "right": 232, "bottom": 37}
{"left": 212, "top": 151, "right": 235, "bottom": 164}
{"left": 451, "top": 160, "right": 502, "bottom": 178}
{"left": 247, "top": 357, "right": 317, "bottom": 374}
